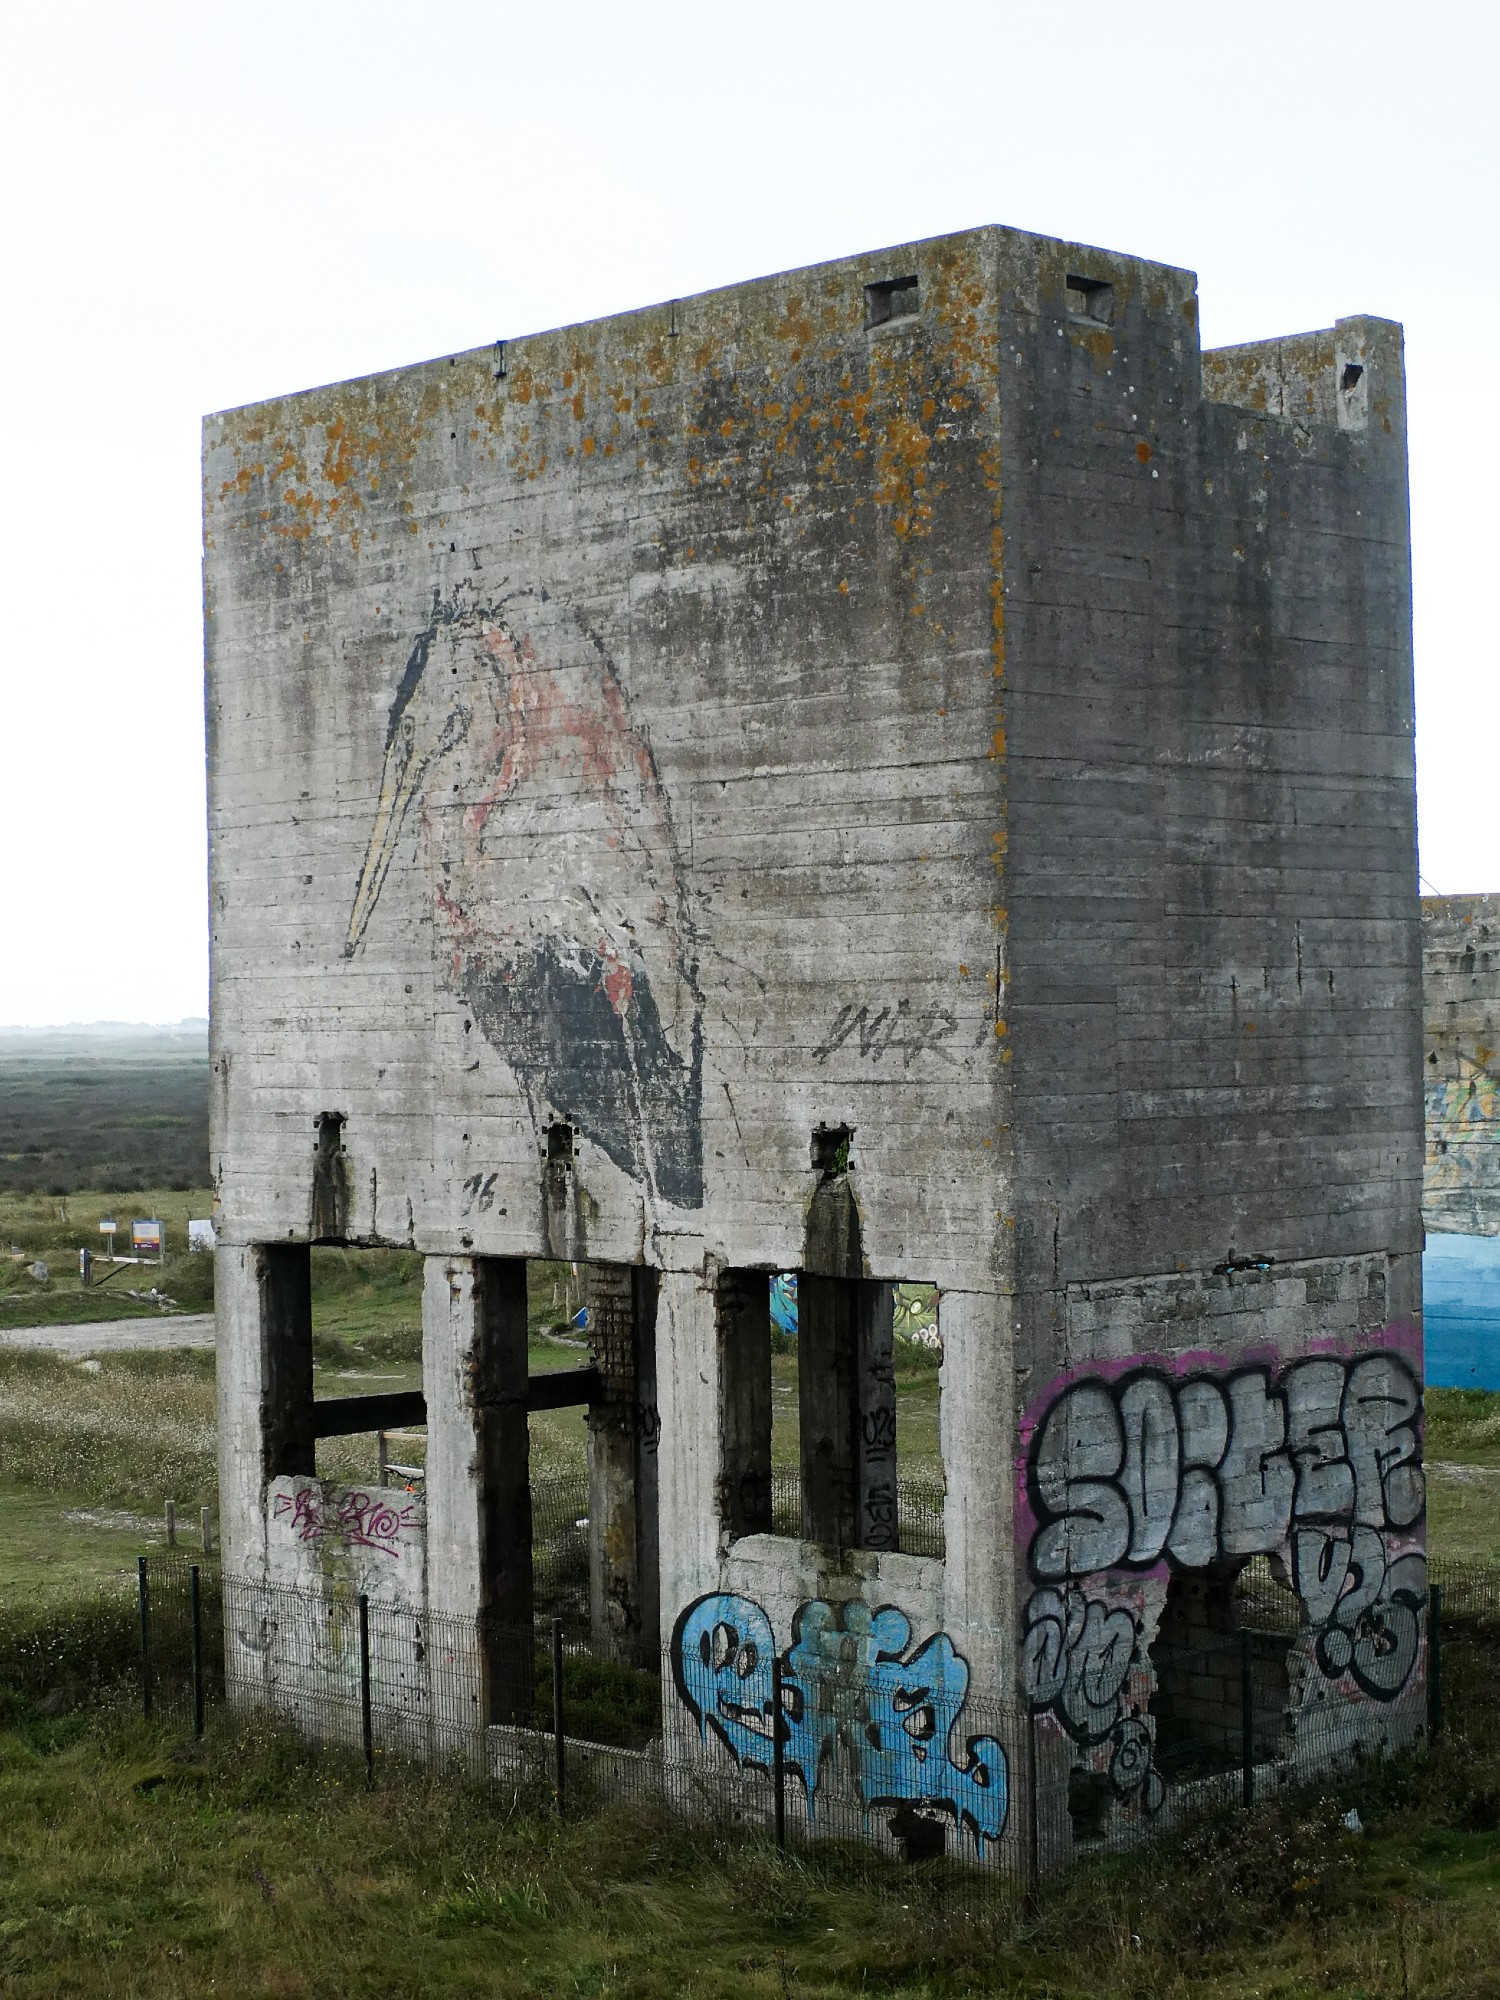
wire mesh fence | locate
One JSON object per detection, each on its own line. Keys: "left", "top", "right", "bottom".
{"left": 768, "top": 1466, "right": 945, "bottom": 1558}
{"left": 127, "top": 1545, "right": 1500, "bottom": 1896}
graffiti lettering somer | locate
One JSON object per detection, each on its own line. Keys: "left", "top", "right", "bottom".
{"left": 1021, "top": 1347, "right": 1427, "bottom": 1708}
{"left": 671, "top": 1594, "right": 1009, "bottom": 1852}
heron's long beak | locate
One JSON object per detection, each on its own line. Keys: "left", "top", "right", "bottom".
{"left": 345, "top": 730, "right": 425, "bottom": 954}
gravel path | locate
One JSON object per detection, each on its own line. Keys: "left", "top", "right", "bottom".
{"left": 0, "top": 1315, "right": 214, "bottom": 1355}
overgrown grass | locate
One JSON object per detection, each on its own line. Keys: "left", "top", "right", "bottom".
{"left": 0, "top": 1032, "right": 208, "bottom": 1196}
{"left": 0, "top": 1350, "right": 219, "bottom": 1513}
{"left": 0, "top": 1631, "right": 1497, "bottom": 1995}
{"left": 1425, "top": 1389, "right": 1500, "bottom": 1562}
{"left": 1428, "top": 1388, "right": 1500, "bottom": 1464}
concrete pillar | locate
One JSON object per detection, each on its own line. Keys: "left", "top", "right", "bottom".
{"left": 939, "top": 1289, "right": 1014, "bottom": 1696}
{"left": 655, "top": 1266, "right": 721, "bottom": 1639}
{"left": 716, "top": 1268, "right": 772, "bottom": 1538}
{"left": 798, "top": 1273, "right": 857, "bottom": 1547}
{"left": 634, "top": 1266, "right": 662, "bottom": 1660}
{"left": 423, "top": 1255, "right": 532, "bottom": 1722}
{"left": 855, "top": 1280, "right": 898, "bottom": 1551}
{"left": 586, "top": 1262, "right": 658, "bottom": 1659}
{"left": 217, "top": 1241, "right": 313, "bottom": 1578}
{"left": 801, "top": 1163, "right": 865, "bottom": 1548}
{"left": 258, "top": 1243, "right": 315, "bottom": 1479}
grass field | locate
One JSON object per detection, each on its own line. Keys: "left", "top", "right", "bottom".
{"left": 1425, "top": 1392, "right": 1500, "bottom": 1563}
{"left": 0, "top": 1628, "right": 1496, "bottom": 1997}
{"left": 0, "top": 1028, "right": 208, "bottom": 1195}
{"left": 0, "top": 1485, "right": 165, "bottom": 1613}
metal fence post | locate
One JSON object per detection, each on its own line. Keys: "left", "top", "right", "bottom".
{"left": 551, "top": 1618, "right": 566, "bottom": 1818}
{"left": 1024, "top": 1710, "right": 1042, "bottom": 1916}
{"left": 190, "top": 1564, "right": 205, "bottom": 1738}
{"left": 771, "top": 1654, "right": 786, "bottom": 1852}
{"left": 137, "top": 1556, "right": 153, "bottom": 1720}
{"left": 1240, "top": 1631, "right": 1254, "bottom": 1809}
{"left": 1428, "top": 1583, "right": 1443, "bottom": 1742}
{"left": 358, "top": 1594, "right": 374, "bottom": 1785}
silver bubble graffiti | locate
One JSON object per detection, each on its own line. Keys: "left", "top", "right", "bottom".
{"left": 1021, "top": 1348, "right": 1427, "bottom": 1723}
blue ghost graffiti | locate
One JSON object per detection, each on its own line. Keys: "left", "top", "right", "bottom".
{"left": 673, "top": 1594, "right": 780, "bottom": 1772}
{"left": 671, "top": 1593, "right": 1008, "bottom": 1852}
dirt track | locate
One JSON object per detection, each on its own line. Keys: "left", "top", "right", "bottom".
{"left": 0, "top": 1315, "right": 214, "bottom": 1355}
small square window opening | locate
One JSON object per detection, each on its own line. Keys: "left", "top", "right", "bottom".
{"left": 866, "top": 275, "right": 919, "bottom": 328}
{"left": 1065, "top": 274, "right": 1116, "bottom": 326}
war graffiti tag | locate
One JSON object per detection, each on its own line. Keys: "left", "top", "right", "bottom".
{"left": 812, "top": 999, "right": 960, "bottom": 1068}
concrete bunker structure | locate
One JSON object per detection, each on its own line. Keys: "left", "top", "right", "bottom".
{"left": 1420, "top": 895, "right": 1500, "bottom": 1390}
{"left": 205, "top": 224, "right": 1425, "bottom": 1861}
{"left": 1423, "top": 894, "right": 1500, "bottom": 1236}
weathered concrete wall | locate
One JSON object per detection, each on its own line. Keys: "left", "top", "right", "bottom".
{"left": 1423, "top": 894, "right": 1500, "bottom": 1234}
{"left": 206, "top": 224, "right": 1422, "bottom": 1858}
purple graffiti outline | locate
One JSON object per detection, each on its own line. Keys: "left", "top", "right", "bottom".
{"left": 1013, "top": 1323, "right": 1423, "bottom": 1565}
{"left": 273, "top": 1485, "right": 415, "bottom": 1559}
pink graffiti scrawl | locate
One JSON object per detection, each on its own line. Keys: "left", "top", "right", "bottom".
{"left": 274, "top": 1486, "right": 415, "bottom": 1559}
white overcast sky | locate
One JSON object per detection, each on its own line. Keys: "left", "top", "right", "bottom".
{"left": 0, "top": 0, "right": 1493, "bottom": 1024}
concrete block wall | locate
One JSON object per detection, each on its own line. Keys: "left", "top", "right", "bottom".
{"left": 206, "top": 224, "right": 1422, "bottom": 1863}
{"left": 1423, "top": 894, "right": 1500, "bottom": 1235}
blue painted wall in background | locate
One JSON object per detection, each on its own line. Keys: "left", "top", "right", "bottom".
{"left": 1424, "top": 1233, "right": 1500, "bottom": 1389}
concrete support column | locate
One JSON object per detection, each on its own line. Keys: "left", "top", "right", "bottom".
{"left": 798, "top": 1274, "right": 857, "bottom": 1547}
{"left": 216, "top": 1241, "right": 312, "bottom": 1578}
{"left": 938, "top": 1289, "right": 1014, "bottom": 1696}
{"left": 655, "top": 1266, "right": 721, "bottom": 1636}
{"left": 716, "top": 1268, "right": 772, "bottom": 1538}
{"left": 855, "top": 1280, "right": 898, "bottom": 1552}
{"left": 586, "top": 1262, "right": 656, "bottom": 1659}
{"left": 259, "top": 1243, "right": 315, "bottom": 1480}
{"left": 634, "top": 1267, "right": 662, "bottom": 1660}
{"left": 423, "top": 1254, "right": 532, "bottom": 1721}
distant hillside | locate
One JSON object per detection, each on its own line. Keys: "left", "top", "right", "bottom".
{"left": 0, "top": 1027, "right": 209, "bottom": 1194}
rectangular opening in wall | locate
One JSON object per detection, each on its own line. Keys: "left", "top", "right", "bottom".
{"left": 865, "top": 274, "right": 918, "bottom": 328}
{"left": 309, "top": 1246, "right": 427, "bottom": 1487}
{"left": 527, "top": 1259, "right": 591, "bottom": 1633}
{"left": 1065, "top": 273, "right": 1115, "bottom": 325}
{"left": 525, "top": 1259, "right": 660, "bottom": 1666}
{"left": 892, "top": 1284, "right": 943, "bottom": 1556}
{"left": 1148, "top": 1562, "right": 1293, "bottom": 1783}
{"left": 718, "top": 1270, "right": 943, "bottom": 1558}
{"left": 772, "top": 1273, "right": 801, "bottom": 1535}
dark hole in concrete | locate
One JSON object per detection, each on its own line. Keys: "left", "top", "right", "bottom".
{"left": 311, "top": 1112, "right": 348, "bottom": 1242}
{"left": 1150, "top": 1565, "right": 1293, "bottom": 1780}
{"left": 547, "top": 1122, "right": 576, "bottom": 1165}
{"left": 1340, "top": 362, "right": 1364, "bottom": 392}
{"left": 1067, "top": 1766, "right": 1112, "bottom": 1840}
{"left": 1065, "top": 274, "right": 1115, "bottom": 325}
{"left": 811, "top": 1124, "right": 852, "bottom": 1179}
{"left": 890, "top": 1803, "right": 947, "bottom": 1863}
{"left": 865, "top": 276, "right": 918, "bottom": 328}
